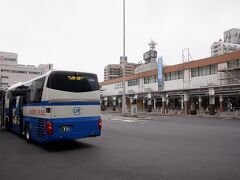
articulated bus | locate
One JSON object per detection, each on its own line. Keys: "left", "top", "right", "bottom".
{"left": 2, "top": 70, "right": 102, "bottom": 143}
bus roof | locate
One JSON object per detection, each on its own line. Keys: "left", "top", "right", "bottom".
{"left": 6, "top": 70, "right": 98, "bottom": 91}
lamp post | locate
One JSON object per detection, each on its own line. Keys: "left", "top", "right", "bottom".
{"left": 122, "top": 0, "right": 127, "bottom": 115}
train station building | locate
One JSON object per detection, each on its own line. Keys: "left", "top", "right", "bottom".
{"left": 100, "top": 50, "right": 240, "bottom": 115}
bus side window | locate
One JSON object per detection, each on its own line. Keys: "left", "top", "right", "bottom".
{"left": 30, "top": 77, "right": 46, "bottom": 103}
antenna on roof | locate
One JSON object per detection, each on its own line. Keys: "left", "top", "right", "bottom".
{"left": 182, "top": 48, "right": 194, "bottom": 63}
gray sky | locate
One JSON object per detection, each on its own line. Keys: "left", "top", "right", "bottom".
{"left": 0, "top": 0, "right": 239, "bottom": 81}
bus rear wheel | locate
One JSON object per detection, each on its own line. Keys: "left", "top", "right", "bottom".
{"left": 25, "top": 124, "right": 32, "bottom": 144}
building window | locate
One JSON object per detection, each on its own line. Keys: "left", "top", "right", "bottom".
{"left": 228, "top": 59, "right": 240, "bottom": 68}
{"left": 191, "top": 68, "right": 198, "bottom": 77}
{"left": 191, "top": 64, "right": 217, "bottom": 77}
{"left": 178, "top": 71, "right": 183, "bottom": 79}
{"left": 1, "top": 76, "right": 8, "bottom": 79}
{"left": 1, "top": 83, "right": 8, "bottom": 86}
{"left": 0, "top": 69, "right": 41, "bottom": 74}
{"left": 164, "top": 71, "right": 183, "bottom": 81}
{"left": 199, "top": 66, "right": 210, "bottom": 76}
{"left": 165, "top": 73, "right": 171, "bottom": 81}
{"left": 210, "top": 64, "right": 217, "bottom": 74}
{"left": 128, "top": 79, "right": 139, "bottom": 86}
{"left": 171, "top": 72, "right": 179, "bottom": 80}
{"left": 144, "top": 76, "right": 157, "bottom": 84}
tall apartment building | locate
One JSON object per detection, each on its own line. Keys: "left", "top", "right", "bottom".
{"left": 104, "top": 57, "right": 136, "bottom": 80}
{"left": 0, "top": 51, "right": 53, "bottom": 89}
{"left": 119, "top": 62, "right": 136, "bottom": 77}
{"left": 211, "top": 28, "right": 240, "bottom": 56}
{"left": 104, "top": 64, "right": 121, "bottom": 80}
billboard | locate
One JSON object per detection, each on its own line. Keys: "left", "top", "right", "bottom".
{"left": 0, "top": 51, "right": 18, "bottom": 67}
{"left": 0, "top": 51, "right": 17, "bottom": 62}
{"left": 157, "top": 56, "right": 163, "bottom": 90}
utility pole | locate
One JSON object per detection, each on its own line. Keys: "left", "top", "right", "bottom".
{"left": 122, "top": 0, "right": 127, "bottom": 115}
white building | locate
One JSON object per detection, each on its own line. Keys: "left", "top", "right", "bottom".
{"left": 100, "top": 51, "right": 240, "bottom": 115}
{"left": 224, "top": 28, "right": 240, "bottom": 44}
{"left": 211, "top": 41, "right": 240, "bottom": 56}
{"left": 211, "top": 28, "right": 240, "bottom": 56}
{"left": 104, "top": 57, "right": 136, "bottom": 81}
{"left": 0, "top": 51, "right": 53, "bottom": 89}
{"left": 104, "top": 64, "right": 121, "bottom": 80}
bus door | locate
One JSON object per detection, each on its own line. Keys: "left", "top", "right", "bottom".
{"left": 11, "top": 96, "right": 19, "bottom": 132}
{"left": 12, "top": 96, "right": 24, "bottom": 134}
{"left": 4, "top": 92, "right": 12, "bottom": 129}
{"left": 0, "top": 97, "right": 4, "bottom": 128}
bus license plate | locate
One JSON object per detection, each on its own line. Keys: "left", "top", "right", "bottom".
{"left": 60, "top": 125, "right": 71, "bottom": 132}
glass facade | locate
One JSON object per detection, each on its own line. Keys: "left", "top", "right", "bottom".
{"left": 144, "top": 76, "right": 157, "bottom": 84}
{"left": 128, "top": 79, "right": 140, "bottom": 86}
{"left": 191, "top": 64, "right": 217, "bottom": 77}
{"left": 164, "top": 71, "right": 183, "bottom": 81}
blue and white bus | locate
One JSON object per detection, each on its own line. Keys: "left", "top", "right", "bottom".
{"left": 3, "top": 70, "right": 102, "bottom": 143}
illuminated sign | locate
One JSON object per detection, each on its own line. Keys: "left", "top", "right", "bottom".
{"left": 67, "top": 76, "right": 84, "bottom": 81}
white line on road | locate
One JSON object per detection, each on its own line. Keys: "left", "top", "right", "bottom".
{"left": 101, "top": 115, "right": 148, "bottom": 124}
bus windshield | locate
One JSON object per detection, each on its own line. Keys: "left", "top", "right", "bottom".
{"left": 46, "top": 71, "right": 99, "bottom": 93}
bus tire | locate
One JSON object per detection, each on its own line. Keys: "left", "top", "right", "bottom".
{"left": 25, "top": 123, "right": 32, "bottom": 144}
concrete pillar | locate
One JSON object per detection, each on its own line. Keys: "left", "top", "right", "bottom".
{"left": 162, "top": 94, "right": 166, "bottom": 114}
{"left": 199, "top": 96, "right": 202, "bottom": 111}
{"left": 130, "top": 97, "right": 134, "bottom": 104}
{"left": 219, "top": 95, "right": 223, "bottom": 112}
{"left": 153, "top": 98, "right": 156, "bottom": 110}
{"left": 147, "top": 93, "right": 152, "bottom": 112}
{"left": 184, "top": 92, "right": 189, "bottom": 115}
{"left": 209, "top": 96, "right": 215, "bottom": 115}
{"left": 134, "top": 94, "right": 138, "bottom": 108}
{"left": 118, "top": 98, "right": 122, "bottom": 112}
{"left": 143, "top": 99, "right": 145, "bottom": 112}
{"left": 147, "top": 99, "right": 151, "bottom": 105}
{"left": 181, "top": 95, "right": 184, "bottom": 112}
{"left": 104, "top": 97, "right": 108, "bottom": 106}
{"left": 147, "top": 99, "right": 152, "bottom": 112}
{"left": 166, "top": 96, "right": 169, "bottom": 114}
{"left": 104, "top": 97, "right": 108, "bottom": 111}
{"left": 112, "top": 97, "right": 116, "bottom": 111}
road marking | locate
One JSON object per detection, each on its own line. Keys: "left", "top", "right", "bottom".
{"left": 101, "top": 115, "right": 147, "bottom": 123}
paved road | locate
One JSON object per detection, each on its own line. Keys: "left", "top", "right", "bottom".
{"left": 1, "top": 115, "right": 240, "bottom": 180}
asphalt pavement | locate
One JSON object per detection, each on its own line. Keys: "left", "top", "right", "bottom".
{"left": 0, "top": 115, "right": 240, "bottom": 180}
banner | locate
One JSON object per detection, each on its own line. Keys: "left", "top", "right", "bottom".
{"left": 157, "top": 56, "right": 163, "bottom": 90}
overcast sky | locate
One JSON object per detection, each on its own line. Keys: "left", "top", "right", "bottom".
{"left": 0, "top": 0, "right": 239, "bottom": 81}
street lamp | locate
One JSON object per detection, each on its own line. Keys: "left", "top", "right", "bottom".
{"left": 122, "top": 0, "right": 127, "bottom": 115}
